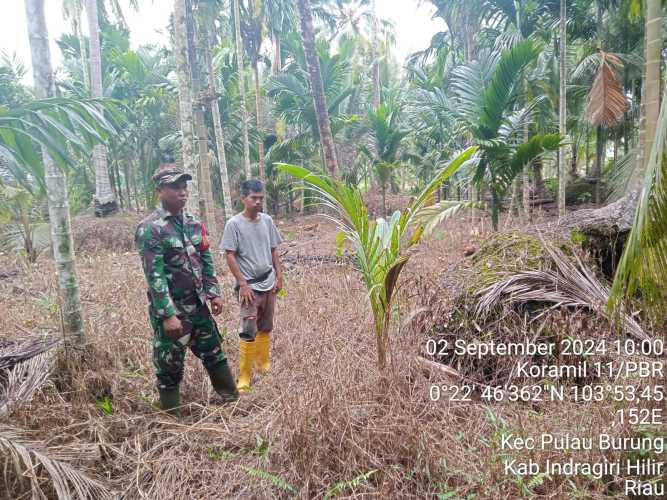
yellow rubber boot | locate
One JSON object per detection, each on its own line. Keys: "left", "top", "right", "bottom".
{"left": 237, "top": 340, "right": 256, "bottom": 393}
{"left": 255, "top": 331, "right": 271, "bottom": 374}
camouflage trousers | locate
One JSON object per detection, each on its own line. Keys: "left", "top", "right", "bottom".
{"left": 150, "top": 303, "right": 226, "bottom": 390}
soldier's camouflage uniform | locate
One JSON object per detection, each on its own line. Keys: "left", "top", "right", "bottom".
{"left": 136, "top": 207, "right": 226, "bottom": 390}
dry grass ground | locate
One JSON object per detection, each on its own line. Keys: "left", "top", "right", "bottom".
{"left": 0, "top": 210, "right": 665, "bottom": 499}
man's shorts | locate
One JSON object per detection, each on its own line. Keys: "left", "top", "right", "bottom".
{"left": 239, "top": 290, "right": 276, "bottom": 341}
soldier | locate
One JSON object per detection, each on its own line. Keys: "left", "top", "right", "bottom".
{"left": 135, "top": 166, "right": 238, "bottom": 415}
{"left": 221, "top": 179, "right": 283, "bottom": 392}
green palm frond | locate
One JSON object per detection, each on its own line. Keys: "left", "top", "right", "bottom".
{"left": 415, "top": 200, "right": 482, "bottom": 236}
{"left": 478, "top": 40, "right": 541, "bottom": 138}
{"left": 610, "top": 85, "right": 667, "bottom": 314}
{"left": 495, "top": 132, "right": 561, "bottom": 193}
{"left": 0, "top": 98, "right": 123, "bottom": 193}
{"left": 603, "top": 149, "right": 638, "bottom": 203}
{"left": 451, "top": 41, "right": 540, "bottom": 144}
{"left": 276, "top": 146, "right": 477, "bottom": 368}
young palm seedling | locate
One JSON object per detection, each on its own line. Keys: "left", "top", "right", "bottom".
{"left": 277, "top": 146, "right": 478, "bottom": 370}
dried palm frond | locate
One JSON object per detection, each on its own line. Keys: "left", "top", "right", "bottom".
{"left": 475, "top": 240, "right": 648, "bottom": 341}
{"left": 587, "top": 51, "right": 626, "bottom": 127}
{"left": 0, "top": 335, "right": 60, "bottom": 371}
{"left": 0, "top": 426, "right": 111, "bottom": 499}
{"left": 0, "top": 353, "right": 53, "bottom": 417}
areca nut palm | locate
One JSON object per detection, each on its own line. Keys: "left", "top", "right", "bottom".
{"left": 359, "top": 102, "right": 409, "bottom": 216}
{"left": 450, "top": 40, "right": 561, "bottom": 231}
{"left": 86, "top": 0, "right": 118, "bottom": 215}
{"left": 202, "top": 12, "right": 233, "bottom": 218}
{"left": 173, "top": 0, "right": 199, "bottom": 215}
{"left": 266, "top": 47, "right": 354, "bottom": 156}
{"left": 610, "top": 0, "right": 665, "bottom": 317}
{"left": 277, "top": 146, "right": 478, "bottom": 370}
{"left": 610, "top": 82, "right": 667, "bottom": 318}
{"left": 24, "top": 0, "right": 84, "bottom": 346}
{"left": 62, "top": 0, "right": 89, "bottom": 90}
{"left": 0, "top": 98, "right": 122, "bottom": 194}
{"left": 233, "top": 0, "right": 252, "bottom": 178}
{"left": 558, "top": 0, "right": 567, "bottom": 218}
{"left": 295, "top": 0, "right": 339, "bottom": 176}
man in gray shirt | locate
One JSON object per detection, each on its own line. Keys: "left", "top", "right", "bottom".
{"left": 221, "top": 179, "right": 283, "bottom": 392}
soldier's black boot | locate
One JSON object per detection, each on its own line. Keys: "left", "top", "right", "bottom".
{"left": 207, "top": 361, "right": 239, "bottom": 403}
{"left": 159, "top": 387, "right": 180, "bottom": 416}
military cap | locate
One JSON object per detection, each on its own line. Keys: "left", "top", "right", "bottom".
{"left": 152, "top": 165, "right": 193, "bottom": 187}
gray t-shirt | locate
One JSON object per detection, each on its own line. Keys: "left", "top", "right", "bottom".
{"left": 221, "top": 212, "right": 282, "bottom": 291}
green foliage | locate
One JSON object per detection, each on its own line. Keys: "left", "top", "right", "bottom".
{"left": 241, "top": 466, "right": 297, "bottom": 495}
{"left": 207, "top": 447, "right": 235, "bottom": 461}
{"left": 95, "top": 396, "right": 114, "bottom": 415}
{"left": 610, "top": 85, "right": 667, "bottom": 316}
{"left": 450, "top": 41, "right": 561, "bottom": 230}
{"left": 277, "top": 146, "right": 477, "bottom": 369}
{"left": 324, "top": 469, "right": 377, "bottom": 499}
{"left": 569, "top": 230, "right": 588, "bottom": 246}
{"left": 253, "top": 433, "right": 269, "bottom": 457}
{"left": 0, "top": 98, "right": 123, "bottom": 194}
{"left": 0, "top": 185, "right": 49, "bottom": 262}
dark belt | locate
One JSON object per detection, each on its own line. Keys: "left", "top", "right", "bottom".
{"left": 234, "top": 269, "right": 272, "bottom": 293}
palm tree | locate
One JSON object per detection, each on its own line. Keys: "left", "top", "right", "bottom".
{"left": 642, "top": 0, "right": 661, "bottom": 177}
{"left": 0, "top": 98, "right": 121, "bottom": 194}
{"left": 266, "top": 37, "right": 353, "bottom": 167}
{"left": 264, "top": 0, "right": 296, "bottom": 75}
{"left": 278, "top": 146, "right": 477, "bottom": 369}
{"left": 233, "top": 0, "right": 252, "bottom": 178}
{"left": 85, "top": 0, "right": 118, "bottom": 216}
{"left": 558, "top": 0, "right": 567, "bottom": 217}
{"left": 610, "top": 0, "right": 664, "bottom": 316}
{"left": 173, "top": 0, "right": 199, "bottom": 214}
{"left": 295, "top": 0, "right": 339, "bottom": 176}
{"left": 62, "top": 0, "right": 89, "bottom": 90}
{"left": 451, "top": 41, "right": 561, "bottom": 231}
{"left": 360, "top": 102, "right": 409, "bottom": 216}
{"left": 370, "top": 0, "right": 380, "bottom": 109}
{"left": 190, "top": 4, "right": 216, "bottom": 237}
{"left": 24, "top": 0, "right": 84, "bottom": 346}
{"left": 202, "top": 13, "right": 233, "bottom": 218}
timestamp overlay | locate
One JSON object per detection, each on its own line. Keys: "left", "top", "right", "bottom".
{"left": 425, "top": 337, "right": 665, "bottom": 497}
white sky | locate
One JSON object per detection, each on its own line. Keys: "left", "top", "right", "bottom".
{"left": 0, "top": 0, "right": 443, "bottom": 84}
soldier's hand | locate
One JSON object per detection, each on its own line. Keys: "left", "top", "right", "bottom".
{"left": 210, "top": 297, "right": 224, "bottom": 316}
{"left": 163, "top": 315, "right": 183, "bottom": 338}
{"left": 239, "top": 284, "right": 255, "bottom": 306}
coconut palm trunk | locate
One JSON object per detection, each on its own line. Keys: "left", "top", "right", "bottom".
{"left": 233, "top": 0, "right": 252, "bottom": 179}
{"left": 75, "top": 13, "right": 89, "bottom": 90}
{"left": 25, "top": 0, "right": 85, "bottom": 347}
{"left": 63, "top": 0, "right": 89, "bottom": 90}
{"left": 173, "top": 0, "right": 200, "bottom": 215}
{"left": 558, "top": 0, "right": 567, "bottom": 217}
{"left": 189, "top": 7, "right": 216, "bottom": 238}
{"left": 295, "top": 0, "right": 339, "bottom": 176}
{"left": 642, "top": 0, "right": 661, "bottom": 176}
{"left": 514, "top": 2, "right": 531, "bottom": 217}
{"left": 63, "top": 0, "right": 90, "bottom": 90}
{"left": 85, "top": 0, "right": 117, "bottom": 216}
{"left": 272, "top": 31, "right": 282, "bottom": 75}
{"left": 204, "top": 17, "right": 233, "bottom": 219}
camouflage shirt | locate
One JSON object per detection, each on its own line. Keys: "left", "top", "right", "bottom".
{"left": 135, "top": 207, "right": 220, "bottom": 319}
